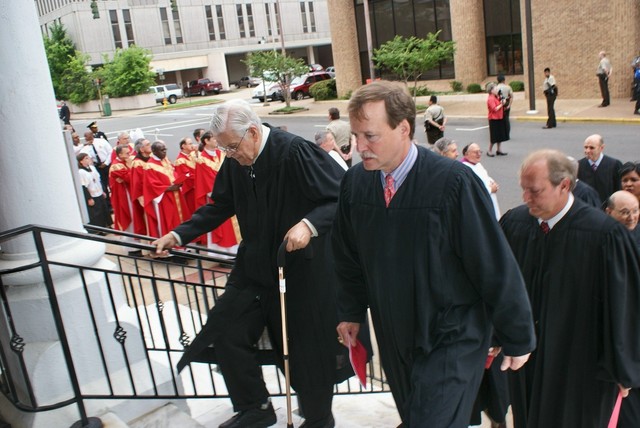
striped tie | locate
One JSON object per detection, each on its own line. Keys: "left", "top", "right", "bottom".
{"left": 384, "top": 174, "right": 395, "bottom": 207}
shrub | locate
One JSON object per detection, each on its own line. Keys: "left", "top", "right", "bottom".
{"left": 340, "top": 90, "right": 352, "bottom": 100}
{"left": 409, "top": 86, "right": 432, "bottom": 97}
{"left": 309, "top": 79, "right": 337, "bottom": 100}
{"left": 509, "top": 80, "right": 525, "bottom": 91}
{"left": 450, "top": 80, "right": 463, "bottom": 92}
{"left": 466, "top": 83, "right": 483, "bottom": 93}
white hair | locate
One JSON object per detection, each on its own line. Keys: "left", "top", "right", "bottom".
{"left": 209, "top": 99, "right": 262, "bottom": 137}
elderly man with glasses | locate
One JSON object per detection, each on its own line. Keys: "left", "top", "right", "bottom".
{"left": 153, "top": 100, "right": 351, "bottom": 428}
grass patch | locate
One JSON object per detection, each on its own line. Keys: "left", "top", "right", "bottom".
{"left": 271, "top": 106, "right": 308, "bottom": 114}
{"left": 153, "top": 97, "right": 224, "bottom": 111}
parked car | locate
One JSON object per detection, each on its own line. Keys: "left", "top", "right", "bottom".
{"left": 279, "top": 71, "right": 333, "bottom": 101}
{"left": 325, "top": 66, "right": 335, "bottom": 78}
{"left": 149, "top": 83, "right": 183, "bottom": 104}
{"left": 185, "top": 78, "right": 223, "bottom": 97}
{"left": 235, "top": 76, "right": 262, "bottom": 88}
{"left": 308, "top": 64, "right": 324, "bottom": 71}
{"left": 252, "top": 80, "right": 283, "bottom": 102}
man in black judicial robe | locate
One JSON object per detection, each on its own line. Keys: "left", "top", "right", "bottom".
{"left": 573, "top": 179, "right": 602, "bottom": 208}
{"left": 154, "top": 100, "right": 350, "bottom": 428}
{"left": 500, "top": 150, "right": 640, "bottom": 428}
{"left": 577, "top": 134, "right": 622, "bottom": 203}
{"left": 332, "top": 81, "right": 536, "bottom": 428}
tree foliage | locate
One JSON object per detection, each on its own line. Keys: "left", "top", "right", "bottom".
{"left": 43, "top": 23, "right": 77, "bottom": 100}
{"left": 100, "top": 46, "right": 157, "bottom": 98}
{"left": 243, "top": 51, "right": 309, "bottom": 107}
{"left": 373, "top": 32, "right": 456, "bottom": 100}
{"left": 44, "top": 25, "right": 156, "bottom": 104}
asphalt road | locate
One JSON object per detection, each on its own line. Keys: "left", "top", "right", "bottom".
{"left": 84, "top": 106, "right": 640, "bottom": 212}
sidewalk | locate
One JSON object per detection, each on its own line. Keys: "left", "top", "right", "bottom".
{"left": 73, "top": 88, "right": 640, "bottom": 125}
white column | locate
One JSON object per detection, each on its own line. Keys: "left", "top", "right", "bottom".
{"left": 0, "top": 3, "right": 178, "bottom": 427}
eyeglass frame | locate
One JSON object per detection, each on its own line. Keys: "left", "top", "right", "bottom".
{"left": 218, "top": 127, "right": 249, "bottom": 154}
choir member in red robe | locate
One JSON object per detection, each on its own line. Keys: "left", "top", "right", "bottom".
{"left": 174, "top": 137, "right": 197, "bottom": 221}
{"left": 130, "top": 138, "right": 151, "bottom": 237}
{"left": 108, "top": 144, "right": 133, "bottom": 232}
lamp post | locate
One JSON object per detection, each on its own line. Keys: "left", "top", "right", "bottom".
{"left": 275, "top": 0, "right": 286, "bottom": 55}
{"left": 362, "top": 0, "right": 376, "bottom": 82}
{"left": 524, "top": 0, "right": 537, "bottom": 113}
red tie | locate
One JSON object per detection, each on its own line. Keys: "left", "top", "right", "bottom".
{"left": 540, "top": 221, "right": 550, "bottom": 235}
{"left": 384, "top": 174, "right": 396, "bottom": 207}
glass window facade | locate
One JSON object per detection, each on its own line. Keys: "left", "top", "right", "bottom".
{"left": 160, "top": 8, "right": 171, "bottom": 45}
{"left": 484, "top": 0, "right": 523, "bottom": 75}
{"left": 237, "top": 4, "right": 246, "bottom": 38}
{"left": 354, "top": 0, "right": 454, "bottom": 81}
{"left": 173, "top": 9, "right": 183, "bottom": 44}
{"left": 216, "top": 5, "right": 226, "bottom": 40}
{"left": 109, "top": 10, "right": 122, "bottom": 49}
{"left": 205, "top": 5, "right": 216, "bottom": 41}
{"left": 123, "top": 9, "right": 135, "bottom": 46}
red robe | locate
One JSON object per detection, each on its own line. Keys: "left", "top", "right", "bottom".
{"left": 174, "top": 151, "right": 196, "bottom": 220}
{"left": 143, "top": 157, "right": 188, "bottom": 238}
{"left": 108, "top": 158, "right": 132, "bottom": 231}
{"left": 195, "top": 149, "right": 241, "bottom": 247}
{"left": 130, "top": 156, "right": 149, "bottom": 236}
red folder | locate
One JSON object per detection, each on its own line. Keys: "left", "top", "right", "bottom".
{"left": 349, "top": 338, "right": 368, "bottom": 388}
{"left": 607, "top": 391, "right": 623, "bottom": 428}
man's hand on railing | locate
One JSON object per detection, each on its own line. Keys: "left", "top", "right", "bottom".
{"left": 152, "top": 233, "right": 178, "bottom": 258}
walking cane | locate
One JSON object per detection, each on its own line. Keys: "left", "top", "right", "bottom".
{"left": 277, "top": 239, "right": 294, "bottom": 428}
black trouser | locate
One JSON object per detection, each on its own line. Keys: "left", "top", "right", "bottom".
{"left": 545, "top": 93, "right": 556, "bottom": 127}
{"left": 598, "top": 74, "right": 610, "bottom": 106}
{"left": 503, "top": 108, "right": 511, "bottom": 140}
{"left": 208, "top": 284, "right": 333, "bottom": 423}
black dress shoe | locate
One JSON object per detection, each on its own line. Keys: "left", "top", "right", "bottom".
{"left": 219, "top": 403, "right": 276, "bottom": 428}
{"left": 496, "top": 151, "right": 508, "bottom": 156}
{"left": 299, "top": 413, "right": 335, "bottom": 428}
{"left": 486, "top": 152, "right": 495, "bottom": 157}
{"left": 542, "top": 125, "right": 553, "bottom": 129}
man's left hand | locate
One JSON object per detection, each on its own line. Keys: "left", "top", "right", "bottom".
{"left": 500, "top": 353, "right": 531, "bottom": 371}
{"left": 284, "top": 222, "right": 312, "bottom": 252}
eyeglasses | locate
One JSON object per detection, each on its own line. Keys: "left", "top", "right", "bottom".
{"left": 218, "top": 128, "right": 249, "bottom": 155}
{"left": 615, "top": 208, "right": 640, "bottom": 217}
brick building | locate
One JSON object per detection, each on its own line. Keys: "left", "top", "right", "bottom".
{"left": 327, "top": 0, "right": 640, "bottom": 100}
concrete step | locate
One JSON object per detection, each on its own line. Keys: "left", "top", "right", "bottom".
{"left": 128, "top": 403, "right": 204, "bottom": 428}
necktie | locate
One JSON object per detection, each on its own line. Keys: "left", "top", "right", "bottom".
{"left": 591, "top": 163, "right": 597, "bottom": 172}
{"left": 384, "top": 174, "right": 395, "bottom": 207}
{"left": 540, "top": 221, "right": 550, "bottom": 235}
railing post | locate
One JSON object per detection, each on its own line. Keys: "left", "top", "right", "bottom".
{"left": 31, "top": 229, "right": 103, "bottom": 428}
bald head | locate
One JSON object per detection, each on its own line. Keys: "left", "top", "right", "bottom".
{"left": 583, "top": 134, "right": 604, "bottom": 162}
{"left": 606, "top": 190, "right": 639, "bottom": 231}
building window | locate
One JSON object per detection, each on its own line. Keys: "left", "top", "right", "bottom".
{"left": 484, "top": 0, "right": 523, "bottom": 75}
{"left": 236, "top": 4, "right": 246, "bottom": 38}
{"left": 216, "top": 5, "right": 226, "bottom": 40}
{"left": 274, "top": 1, "right": 281, "bottom": 36}
{"left": 123, "top": 9, "right": 135, "bottom": 46}
{"left": 246, "top": 4, "right": 255, "bottom": 38}
{"left": 109, "top": 10, "right": 123, "bottom": 49}
{"left": 308, "top": 2, "right": 316, "bottom": 32}
{"left": 173, "top": 8, "right": 183, "bottom": 44}
{"left": 160, "top": 8, "right": 171, "bottom": 45}
{"left": 354, "top": 0, "right": 454, "bottom": 81}
{"left": 205, "top": 5, "right": 216, "bottom": 41}
{"left": 265, "top": 3, "right": 273, "bottom": 36}
{"left": 300, "top": 2, "right": 308, "bottom": 33}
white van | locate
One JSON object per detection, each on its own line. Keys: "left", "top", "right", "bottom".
{"left": 149, "top": 84, "right": 183, "bottom": 104}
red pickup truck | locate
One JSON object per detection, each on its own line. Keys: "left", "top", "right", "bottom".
{"left": 185, "top": 78, "right": 223, "bottom": 96}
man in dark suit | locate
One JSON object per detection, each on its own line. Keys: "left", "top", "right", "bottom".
{"left": 153, "top": 99, "right": 349, "bottom": 428}
{"left": 501, "top": 150, "right": 640, "bottom": 427}
{"left": 577, "top": 134, "right": 623, "bottom": 203}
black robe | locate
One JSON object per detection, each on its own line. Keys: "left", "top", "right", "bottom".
{"left": 500, "top": 200, "right": 640, "bottom": 428}
{"left": 573, "top": 179, "right": 602, "bottom": 208}
{"left": 332, "top": 146, "right": 535, "bottom": 427}
{"left": 174, "top": 125, "right": 351, "bottom": 390}
{"left": 577, "top": 155, "right": 623, "bottom": 203}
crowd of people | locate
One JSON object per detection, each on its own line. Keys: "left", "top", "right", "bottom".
{"left": 73, "top": 121, "right": 242, "bottom": 259}
{"left": 66, "top": 79, "right": 640, "bottom": 428}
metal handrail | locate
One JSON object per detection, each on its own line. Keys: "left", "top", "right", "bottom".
{"left": 0, "top": 225, "right": 389, "bottom": 425}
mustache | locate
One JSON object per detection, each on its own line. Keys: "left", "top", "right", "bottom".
{"left": 360, "top": 151, "right": 378, "bottom": 160}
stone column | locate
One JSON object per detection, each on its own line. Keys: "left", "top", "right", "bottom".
{"left": 0, "top": 2, "right": 174, "bottom": 426}
{"left": 327, "top": 0, "right": 362, "bottom": 97}
{"left": 450, "top": 0, "right": 487, "bottom": 87}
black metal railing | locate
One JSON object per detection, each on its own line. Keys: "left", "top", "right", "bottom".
{"left": 0, "top": 225, "right": 389, "bottom": 425}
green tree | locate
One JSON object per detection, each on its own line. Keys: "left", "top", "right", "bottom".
{"left": 373, "top": 32, "right": 456, "bottom": 100}
{"left": 61, "top": 53, "right": 98, "bottom": 104}
{"left": 243, "top": 51, "right": 309, "bottom": 107}
{"left": 100, "top": 46, "right": 157, "bottom": 98}
{"left": 43, "top": 23, "right": 77, "bottom": 100}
